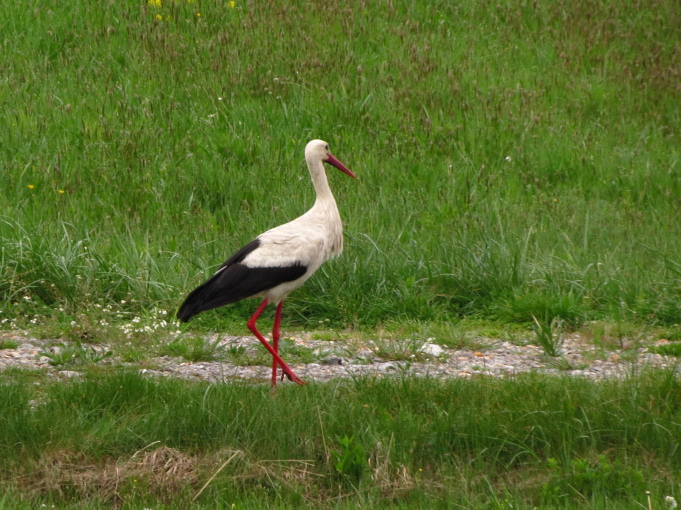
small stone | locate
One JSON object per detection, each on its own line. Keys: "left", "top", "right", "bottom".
{"left": 320, "top": 357, "right": 343, "bottom": 365}
{"left": 420, "top": 343, "right": 445, "bottom": 357}
{"left": 58, "top": 370, "right": 83, "bottom": 378}
{"left": 376, "top": 362, "right": 397, "bottom": 372}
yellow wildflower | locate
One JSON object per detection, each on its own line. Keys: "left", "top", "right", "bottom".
{"left": 59, "top": 190, "right": 65, "bottom": 194}
{"left": 148, "top": 0, "right": 162, "bottom": 6}
{"left": 28, "top": 185, "right": 35, "bottom": 189}
{"left": 196, "top": 12, "right": 201, "bottom": 16}
{"left": 228, "top": 1, "right": 236, "bottom": 8}
{"left": 156, "top": 13, "right": 163, "bottom": 20}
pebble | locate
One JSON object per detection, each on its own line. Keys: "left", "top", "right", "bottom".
{"left": 0, "top": 330, "right": 679, "bottom": 384}
{"left": 58, "top": 370, "right": 83, "bottom": 378}
{"left": 420, "top": 343, "right": 445, "bottom": 357}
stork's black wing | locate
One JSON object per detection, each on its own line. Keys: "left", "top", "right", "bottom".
{"left": 176, "top": 239, "right": 307, "bottom": 322}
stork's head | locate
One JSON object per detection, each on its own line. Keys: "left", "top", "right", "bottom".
{"left": 305, "top": 139, "right": 356, "bottom": 178}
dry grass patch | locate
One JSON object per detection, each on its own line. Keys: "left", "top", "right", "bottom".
{"left": 16, "top": 446, "right": 213, "bottom": 506}
{"left": 14, "top": 445, "right": 431, "bottom": 506}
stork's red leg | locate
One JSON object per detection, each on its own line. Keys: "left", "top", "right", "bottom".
{"left": 271, "top": 301, "right": 284, "bottom": 385}
{"left": 247, "top": 299, "right": 305, "bottom": 386}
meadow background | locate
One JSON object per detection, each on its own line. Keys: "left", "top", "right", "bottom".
{"left": 1, "top": 0, "right": 679, "bottom": 333}
{"left": 1, "top": 0, "right": 681, "bottom": 508}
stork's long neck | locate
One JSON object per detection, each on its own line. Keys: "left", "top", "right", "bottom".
{"left": 307, "top": 156, "right": 344, "bottom": 257}
{"left": 308, "top": 158, "right": 337, "bottom": 206}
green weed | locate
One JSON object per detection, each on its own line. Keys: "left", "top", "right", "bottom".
{"left": 587, "top": 321, "right": 643, "bottom": 351}
{"left": 159, "top": 335, "right": 224, "bottom": 362}
{"left": 369, "top": 337, "right": 427, "bottom": 362}
{"left": 331, "top": 435, "right": 368, "bottom": 485}
{"left": 39, "top": 341, "right": 112, "bottom": 367}
{"left": 0, "top": 340, "right": 19, "bottom": 350}
{"left": 542, "top": 455, "right": 646, "bottom": 504}
{"left": 659, "top": 327, "right": 681, "bottom": 342}
{"left": 649, "top": 342, "right": 681, "bottom": 357}
{"left": 531, "top": 313, "right": 564, "bottom": 357}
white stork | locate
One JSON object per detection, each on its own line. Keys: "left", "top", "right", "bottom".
{"left": 177, "top": 139, "right": 356, "bottom": 386}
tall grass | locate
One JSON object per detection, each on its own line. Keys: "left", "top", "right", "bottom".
{"left": 0, "top": 369, "right": 679, "bottom": 508}
{"left": 1, "top": 0, "right": 680, "bottom": 329}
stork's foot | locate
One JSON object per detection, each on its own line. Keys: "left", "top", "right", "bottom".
{"left": 283, "top": 369, "right": 306, "bottom": 385}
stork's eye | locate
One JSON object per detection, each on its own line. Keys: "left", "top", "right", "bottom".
{"left": 325, "top": 144, "right": 329, "bottom": 150}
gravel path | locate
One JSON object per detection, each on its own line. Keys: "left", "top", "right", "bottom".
{"left": 1, "top": 330, "right": 679, "bottom": 384}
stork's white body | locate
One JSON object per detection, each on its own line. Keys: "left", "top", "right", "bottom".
{"left": 235, "top": 157, "right": 345, "bottom": 304}
{"left": 177, "top": 139, "right": 355, "bottom": 386}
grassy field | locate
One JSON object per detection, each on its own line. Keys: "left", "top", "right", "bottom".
{"left": 1, "top": 368, "right": 680, "bottom": 509}
{"left": 1, "top": 0, "right": 680, "bottom": 508}
{"left": 1, "top": 0, "right": 680, "bottom": 334}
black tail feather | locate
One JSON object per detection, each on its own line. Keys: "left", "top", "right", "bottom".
{"left": 176, "top": 278, "right": 223, "bottom": 323}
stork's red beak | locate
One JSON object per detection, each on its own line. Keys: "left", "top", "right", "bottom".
{"left": 325, "top": 153, "right": 356, "bottom": 179}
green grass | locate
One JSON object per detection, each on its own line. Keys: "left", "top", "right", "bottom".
{"left": 0, "top": 369, "right": 680, "bottom": 508}
{"left": 39, "top": 340, "right": 112, "bottom": 367}
{"left": 0, "top": 0, "right": 680, "bottom": 332}
{"left": 650, "top": 342, "right": 681, "bottom": 357}
{"left": 160, "top": 333, "right": 225, "bottom": 362}
{"left": 0, "top": 339, "right": 19, "bottom": 350}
